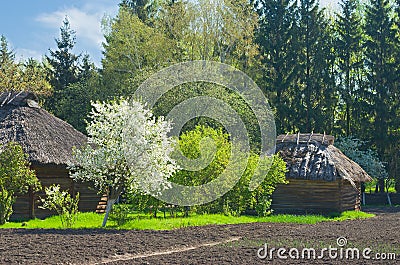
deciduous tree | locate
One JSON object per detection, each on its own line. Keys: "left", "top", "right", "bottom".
{"left": 70, "top": 99, "right": 178, "bottom": 226}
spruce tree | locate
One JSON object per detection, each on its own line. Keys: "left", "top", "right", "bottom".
{"left": 0, "top": 35, "right": 18, "bottom": 91}
{"left": 364, "top": 0, "right": 397, "bottom": 192}
{"left": 45, "top": 17, "right": 80, "bottom": 113}
{"left": 335, "top": 0, "right": 364, "bottom": 136}
{"left": 255, "top": 0, "right": 299, "bottom": 133}
{"left": 0, "top": 35, "right": 14, "bottom": 66}
{"left": 296, "top": 0, "right": 335, "bottom": 133}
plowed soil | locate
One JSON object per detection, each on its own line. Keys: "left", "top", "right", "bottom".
{"left": 0, "top": 207, "right": 399, "bottom": 265}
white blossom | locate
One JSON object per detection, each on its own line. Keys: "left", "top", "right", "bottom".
{"left": 69, "top": 98, "right": 179, "bottom": 226}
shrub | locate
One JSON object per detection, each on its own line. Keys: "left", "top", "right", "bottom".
{"left": 0, "top": 189, "right": 14, "bottom": 224}
{"left": 171, "top": 125, "right": 287, "bottom": 216}
{"left": 40, "top": 185, "right": 80, "bottom": 228}
{"left": 250, "top": 154, "right": 288, "bottom": 216}
{"left": 0, "top": 142, "right": 40, "bottom": 225}
{"left": 109, "top": 204, "right": 131, "bottom": 226}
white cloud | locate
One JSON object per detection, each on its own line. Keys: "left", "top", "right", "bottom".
{"left": 37, "top": 8, "right": 104, "bottom": 48}
{"left": 35, "top": 3, "right": 118, "bottom": 66}
{"left": 15, "top": 48, "right": 44, "bottom": 62}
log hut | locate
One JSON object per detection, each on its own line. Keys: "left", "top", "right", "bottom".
{"left": 272, "top": 133, "right": 372, "bottom": 214}
{"left": 0, "top": 91, "right": 106, "bottom": 219}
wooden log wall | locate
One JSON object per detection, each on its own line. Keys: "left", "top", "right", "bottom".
{"left": 271, "top": 179, "right": 360, "bottom": 214}
{"left": 339, "top": 180, "right": 360, "bottom": 211}
{"left": 10, "top": 164, "right": 106, "bottom": 220}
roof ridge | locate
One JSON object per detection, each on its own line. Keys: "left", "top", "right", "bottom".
{"left": 0, "top": 91, "right": 38, "bottom": 108}
{"left": 276, "top": 133, "right": 335, "bottom": 146}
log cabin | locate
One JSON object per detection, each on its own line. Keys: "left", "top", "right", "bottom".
{"left": 0, "top": 91, "right": 106, "bottom": 219}
{"left": 272, "top": 133, "right": 372, "bottom": 214}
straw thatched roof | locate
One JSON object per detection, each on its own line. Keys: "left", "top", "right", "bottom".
{"left": 276, "top": 133, "right": 372, "bottom": 186}
{"left": 0, "top": 91, "right": 87, "bottom": 165}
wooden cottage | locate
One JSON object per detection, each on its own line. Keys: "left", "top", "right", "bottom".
{"left": 272, "top": 133, "right": 372, "bottom": 214}
{"left": 0, "top": 91, "right": 106, "bottom": 219}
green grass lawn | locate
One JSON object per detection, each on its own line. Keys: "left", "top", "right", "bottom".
{"left": 0, "top": 211, "right": 374, "bottom": 230}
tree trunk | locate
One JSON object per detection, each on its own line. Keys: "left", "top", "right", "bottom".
{"left": 102, "top": 188, "right": 121, "bottom": 227}
{"left": 102, "top": 198, "right": 116, "bottom": 227}
{"left": 375, "top": 179, "right": 385, "bottom": 193}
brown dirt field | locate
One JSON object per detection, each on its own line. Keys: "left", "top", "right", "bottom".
{"left": 0, "top": 208, "right": 399, "bottom": 265}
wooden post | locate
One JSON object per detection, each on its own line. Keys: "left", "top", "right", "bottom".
{"left": 338, "top": 180, "right": 342, "bottom": 212}
{"left": 387, "top": 193, "right": 392, "bottom": 206}
{"left": 362, "top": 192, "right": 366, "bottom": 206}
{"left": 28, "top": 187, "right": 35, "bottom": 219}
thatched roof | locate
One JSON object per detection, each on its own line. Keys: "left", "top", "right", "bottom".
{"left": 276, "top": 133, "right": 372, "bottom": 186}
{"left": 0, "top": 91, "right": 87, "bottom": 165}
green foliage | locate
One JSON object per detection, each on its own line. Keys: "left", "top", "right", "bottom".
{"left": 0, "top": 189, "right": 14, "bottom": 225}
{"left": 70, "top": 99, "right": 178, "bottom": 227}
{"left": 335, "top": 0, "right": 364, "bottom": 136}
{"left": 0, "top": 142, "right": 40, "bottom": 225}
{"left": 102, "top": 7, "right": 176, "bottom": 97}
{"left": 102, "top": 0, "right": 259, "bottom": 102}
{"left": 122, "top": 125, "right": 286, "bottom": 217}
{"left": 0, "top": 36, "right": 51, "bottom": 95}
{"left": 167, "top": 125, "right": 287, "bottom": 216}
{"left": 40, "top": 185, "right": 80, "bottom": 228}
{"left": 335, "top": 136, "right": 388, "bottom": 180}
{"left": 363, "top": 0, "right": 398, "bottom": 157}
{"left": 171, "top": 125, "right": 231, "bottom": 186}
{"left": 45, "top": 17, "right": 80, "bottom": 93}
{"left": 255, "top": 0, "right": 299, "bottom": 133}
{"left": 53, "top": 70, "right": 101, "bottom": 133}
{"left": 254, "top": 0, "right": 400, "bottom": 191}
{"left": 44, "top": 17, "right": 98, "bottom": 132}
{"left": 119, "top": 0, "right": 167, "bottom": 23}
{"left": 109, "top": 204, "right": 131, "bottom": 226}
{"left": 251, "top": 154, "right": 288, "bottom": 216}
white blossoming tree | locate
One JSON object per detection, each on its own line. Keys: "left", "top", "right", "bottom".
{"left": 70, "top": 99, "right": 178, "bottom": 227}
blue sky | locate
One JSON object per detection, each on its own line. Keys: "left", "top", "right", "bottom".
{"left": 0, "top": 0, "right": 337, "bottom": 67}
{"left": 0, "top": 0, "right": 119, "bottom": 66}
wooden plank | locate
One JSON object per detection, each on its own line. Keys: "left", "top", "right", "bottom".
{"left": 271, "top": 179, "right": 359, "bottom": 213}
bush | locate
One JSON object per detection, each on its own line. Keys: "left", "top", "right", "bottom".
{"left": 171, "top": 125, "right": 287, "bottom": 217}
{"left": 109, "top": 204, "right": 131, "bottom": 226}
{"left": 40, "top": 185, "right": 80, "bottom": 228}
{"left": 0, "top": 189, "right": 14, "bottom": 224}
{"left": 0, "top": 142, "right": 40, "bottom": 225}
